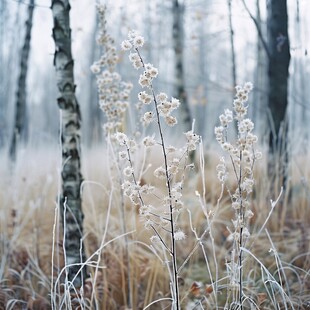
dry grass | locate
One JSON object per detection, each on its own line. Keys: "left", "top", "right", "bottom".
{"left": 0, "top": 145, "right": 309, "bottom": 309}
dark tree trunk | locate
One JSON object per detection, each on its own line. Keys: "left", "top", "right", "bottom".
{"left": 172, "top": 0, "right": 192, "bottom": 132}
{"left": 267, "top": 0, "right": 290, "bottom": 184}
{"left": 51, "top": 0, "right": 86, "bottom": 287}
{"left": 9, "top": 0, "right": 34, "bottom": 160}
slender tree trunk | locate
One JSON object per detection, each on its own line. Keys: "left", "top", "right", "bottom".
{"left": 87, "top": 15, "right": 101, "bottom": 146}
{"left": 51, "top": 0, "right": 86, "bottom": 287}
{"left": 196, "top": 14, "right": 208, "bottom": 137}
{"left": 9, "top": 0, "right": 34, "bottom": 160}
{"left": 267, "top": 0, "right": 290, "bottom": 185}
{"left": 172, "top": 0, "right": 192, "bottom": 132}
{"left": 0, "top": 0, "right": 6, "bottom": 148}
{"left": 227, "top": 0, "right": 238, "bottom": 135}
{"left": 295, "top": 0, "right": 308, "bottom": 147}
{"left": 227, "top": 0, "right": 237, "bottom": 89}
{"left": 253, "top": 0, "right": 268, "bottom": 135}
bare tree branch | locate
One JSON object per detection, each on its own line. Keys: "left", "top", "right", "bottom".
{"left": 241, "top": 0, "right": 270, "bottom": 59}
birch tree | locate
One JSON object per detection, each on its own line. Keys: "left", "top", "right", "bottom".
{"left": 9, "top": 0, "right": 34, "bottom": 160}
{"left": 51, "top": 0, "right": 86, "bottom": 287}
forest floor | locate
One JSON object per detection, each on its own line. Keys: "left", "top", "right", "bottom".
{"left": 0, "top": 146, "right": 309, "bottom": 309}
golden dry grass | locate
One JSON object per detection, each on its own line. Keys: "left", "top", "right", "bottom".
{"left": 0, "top": 145, "right": 309, "bottom": 309}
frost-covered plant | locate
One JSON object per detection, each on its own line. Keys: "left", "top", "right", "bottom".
{"left": 91, "top": 4, "right": 132, "bottom": 136}
{"left": 90, "top": 5, "right": 135, "bottom": 308}
{"left": 118, "top": 30, "right": 200, "bottom": 310}
{"left": 215, "top": 82, "right": 262, "bottom": 308}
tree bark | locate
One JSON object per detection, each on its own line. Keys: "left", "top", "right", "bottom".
{"left": 51, "top": 0, "right": 86, "bottom": 287}
{"left": 9, "top": 0, "right": 34, "bottom": 160}
{"left": 172, "top": 0, "right": 192, "bottom": 132}
{"left": 267, "top": 0, "right": 290, "bottom": 183}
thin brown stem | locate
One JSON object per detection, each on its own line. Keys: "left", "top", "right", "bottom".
{"left": 136, "top": 47, "right": 180, "bottom": 309}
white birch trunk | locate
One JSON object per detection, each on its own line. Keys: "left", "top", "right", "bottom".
{"left": 51, "top": 0, "right": 86, "bottom": 287}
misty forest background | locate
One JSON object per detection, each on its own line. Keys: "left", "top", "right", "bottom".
{"left": 0, "top": 0, "right": 310, "bottom": 309}
{"left": 1, "top": 0, "right": 309, "bottom": 150}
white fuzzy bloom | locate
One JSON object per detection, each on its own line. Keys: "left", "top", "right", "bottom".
{"left": 143, "top": 136, "right": 156, "bottom": 147}
{"left": 165, "top": 115, "right": 177, "bottom": 127}
{"left": 122, "top": 181, "right": 133, "bottom": 196}
{"left": 244, "top": 82, "right": 253, "bottom": 91}
{"left": 114, "top": 132, "right": 128, "bottom": 146}
{"left": 239, "top": 118, "right": 254, "bottom": 132}
{"left": 154, "top": 166, "right": 166, "bottom": 179}
{"left": 128, "top": 139, "right": 137, "bottom": 151}
{"left": 90, "top": 63, "right": 101, "bottom": 74}
{"left": 242, "top": 149, "right": 251, "bottom": 158}
{"left": 144, "top": 63, "right": 153, "bottom": 71}
{"left": 222, "top": 142, "right": 233, "bottom": 152}
{"left": 129, "top": 192, "right": 140, "bottom": 205}
{"left": 217, "top": 166, "right": 227, "bottom": 183}
{"left": 119, "top": 151, "right": 127, "bottom": 160}
{"left": 214, "top": 126, "right": 224, "bottom": 144}
{"left": 121, "top": 40, "right": 132, "bottom": 50}
{"left": 184, "top": 131, "right": 200, "bottom": 151}
{"left": 142, "top": 111, "right": 154, "bottom": 126}
{"left": 246, "top": 133, "right": 258, "bottom": 144}
{"left": 139, "top": 74, "right": 151, "bottom": 88}
{"left": 216, "top": 157, "right": 227, "bottom": 183}
{"left": 128, "top": 30, "right": 137, "bottom": 40}
{"left": 133, "top": 35, "right": 144, "bottom": 47}
{"left": 219, "top": 114, "right": 228, "bottom": 126}
{"left": 148, "top": 66, "right": 158, "bottom": 78}
{"left": 214, "top": 126, "right": 224, "bottom": 135}
{"left": 123, "top": 166, "right": 134, "bottom": 177}
{"left": 157, "top": 102, "right": 172, "bottom": 116}
{"left": 138, "top": 91, "right": 150, "bottom": 104}
{"left": 168, "top": 165, "right": 179, "bottom": 175}
{"left": 171, "top": 98, "right": 180, "bottom": 109}
{"left": 241, "top": 178, "right": 254, "bottom": 194}
{"left": 235, "top": 85, "right": 242, "bottom": 92}
{"left": 133, "top": 60, "right": 143, "bottom": 69}
{"left": 174, "top": 230, "right": 186, "bottom": 241}
{"left": 129, "top": 52, "right": 139, "bottom": 62}
{"left": 156, "top": 92, "right": 168, "bottom": 103}
{"left": 245, "top": 209, "right": 254, "bottom": 219}
{"left": 144, "top": 63, "right": 159, "bottom": 79}
{"left": 224, "top": 109, "right": 233, "bottom": 122}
